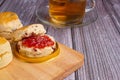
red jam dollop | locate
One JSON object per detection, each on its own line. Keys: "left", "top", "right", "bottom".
{"left": 22, "top": 34, "right": 54, "bottom": 49}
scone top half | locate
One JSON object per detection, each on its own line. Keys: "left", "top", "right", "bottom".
{"left": 12, "top": 24, "right": 46, "bottom": 41}
{"left": 12, "top": 24, "right": 57, "bottom": 58}
{"left": 0, "top": 12, "right": 23, "bottom": 40}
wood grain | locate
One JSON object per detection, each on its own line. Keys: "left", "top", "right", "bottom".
{"left": 0, "top": 43, "right": 84, "bottom": 80}
{"left": 0, "top": 0, "right": 5, "bottom": 7}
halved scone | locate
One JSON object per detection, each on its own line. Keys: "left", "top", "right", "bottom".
{"left": 12, "top": 24, "right": 59, "bottom": 62}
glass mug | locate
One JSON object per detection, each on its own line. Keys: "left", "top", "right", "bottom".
{"left": 49, "top": 0, "right": 95, "bottom": 25}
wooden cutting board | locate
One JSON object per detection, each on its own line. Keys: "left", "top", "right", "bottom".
{"left": 0, "top": 43, "right": 84, "bottom": 80}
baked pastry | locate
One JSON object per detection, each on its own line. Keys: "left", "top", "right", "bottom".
{"left": 0, "top": 37, "right": 13, "bottom": 69}
{"left": 12, "top": 24, "right": 59, "bottom": 62}
{"left": 12, "top": 24, "right": 46, "bottom": 41}
{"left": 0, "top": 12, "right": 23, "bottom": 40}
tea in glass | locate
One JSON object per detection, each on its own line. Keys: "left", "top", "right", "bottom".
{"left": 49, "top": 0, "right": 86, "bottom": 24}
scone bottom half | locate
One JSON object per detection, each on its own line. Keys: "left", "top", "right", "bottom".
{"left": 12, "top": 24, "right": 60, "bottom": 63}
{"left": 14, "top": 43, "right": 60, "bottom": 63}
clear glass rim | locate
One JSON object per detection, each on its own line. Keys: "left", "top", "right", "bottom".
{"left": 36, "top": 5, "right": 98, "bottom": 28}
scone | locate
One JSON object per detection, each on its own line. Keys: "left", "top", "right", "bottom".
{"left": 0, "top": 37, "right": 13, "bottom": 69}
{"left": 0, "top": 12, "right": 23, "bottom": 40}
{"left": 12, "top": 24, "right": 59, "bottom": 62}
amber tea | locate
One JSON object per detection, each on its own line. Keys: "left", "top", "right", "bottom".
{"left": 49, "top": 0, "right": 86, "bottom": 24}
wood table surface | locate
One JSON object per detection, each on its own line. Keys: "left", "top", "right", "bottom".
{"left": 0, "top": 0, "right": 120, "bottom": 80}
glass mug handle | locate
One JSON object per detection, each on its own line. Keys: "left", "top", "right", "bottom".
{"left": 85, "top": 0, "right": 95, "bottom": 12}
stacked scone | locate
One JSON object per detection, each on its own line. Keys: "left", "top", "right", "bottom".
{"left": 12, "top": 24, "right": 59, "bottom": 62}
{"left": 0, "top": 11, "right": 23, "bottom": 69}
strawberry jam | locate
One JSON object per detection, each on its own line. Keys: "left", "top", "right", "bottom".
{"left": 22, "top": 34, "right": 54, "bottom": 49}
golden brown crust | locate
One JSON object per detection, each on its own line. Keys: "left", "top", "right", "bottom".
{"left": 0, "top": 37, "right": 7, "bottom": 44}
{"left": 0, "top": 12, "right": 18, "bottom": 24}
{"left": 0, "top": 12, "right": 23, "bottom": 40}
